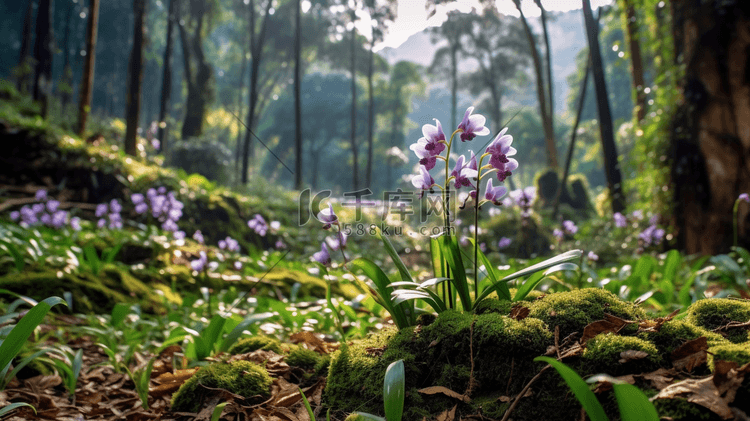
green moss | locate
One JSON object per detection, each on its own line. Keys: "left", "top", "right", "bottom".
{"left": 708, "top": 343, "right": 750, "bottom": 371}
{"left": 583, "top": 333, "right": 661, "bottom": 375}
{"left": 638, "top": 320, "right": 728, "bottom": 358}
{"left": 228, "top": 335, "right": 284, "bottom": 355}
{"left": 286, "top": 347, "right": 321, "bottom": 369}
{"left": 170, "top": 360, "right": 272, "bottom": 413}
{"left": 686, "top": 298, "right": 750, "bottom": 343}
{"left": 527, "top": 288, "right": 646, "bottom": 337}
{"left": 474, "top": 298, "right": 512, "bottom": 315}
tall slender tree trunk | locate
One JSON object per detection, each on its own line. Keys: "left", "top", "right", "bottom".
{"left": 158, "top": 0, "right": 176, "bottom": 159}
{"left": 366, "top": 44, "right": 374, "bottom": 188}
{"left": 59, "top": 0, "right": 74, "bottom": 108}
{"left": 515, "top": 2, "right": 558, "bottom": 168}
{"left": 17, "top": 0, "right": 35, "bottom": 93}
{"left": 450, "top": 43, "right": 458, "bottom": 130}
{"left": 582, "top": 0, "right": 625, "bottom": 213}
{"left": 77, "top": 0, "right": 99, "bottom": 136}
{"left": 32, "top": 0, "right": 53, "bottom": 118}
{"left": 619, "top": 0, "right": 647, "bottom": 122}
{"left": 125, "top": 0, "right": 146, "bottom": 156}
{"left": 670, "top": 0, "right": 750, "bottom": 254}
{"left": 350, "top": 20, "right": 359, "bottom": 191}
{"left": 235, "top": 1, "right": 248, "bottom": 175}
{"left": 536, "top": 0, "right": 554, "bottom": 130}
{"left": 241, "top": 0, "right": 272, "bottom": 184}
{"left": 179, "top": 4, "right": 212, "bottom": 140}
{"left": 294, "top": 0, "right": 303, "bottom": 190}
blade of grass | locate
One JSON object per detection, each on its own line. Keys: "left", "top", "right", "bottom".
{"left": 534, "top": 357, "right": 608, "bottom": 421}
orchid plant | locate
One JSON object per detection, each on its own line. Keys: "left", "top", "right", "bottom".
{"left": 314, "top": 107, "right": 582, "bottom": 329}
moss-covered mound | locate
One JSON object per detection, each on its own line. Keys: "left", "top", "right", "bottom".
{"left": 229, "top": 335, "right": 285, "bottom": 355}
{"left": 686, "top": 298, "right": 750, "bottom": 343}
{"left": 325, "top": 291, "right": 748, "bottom": 421}
{"left": 171, "top": 360, "right": 272, "bottom": 413}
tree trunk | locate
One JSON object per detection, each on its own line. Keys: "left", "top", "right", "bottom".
{"left": 235, "top": 1, "right": 248, "bottom": 175}
{"left": 619, "top": 0, "right": 647, "bottom": 123}
{"left": 16, "top": 0, "right": 35, "bottom": 93}
{"left": 536, "top": 0, "right": 554, "bottom": 135}
{"left": 77, "top": 0, "right": 99, "bottom": 136}
{"left": 294, "top": 0, "right": 302, "bottom": 190}
{"left": 366, "top": 44, "right": 374, "bottom": 189}
{"left": 158, "top": 0, "right": 176, "bottom": 159}
{"left": 350, "top": 20, "right": 359, "bottom": 191}
{"left": 241, "top": 0, "right": 272, "bottom": 184}
{"left": 515, "top": 2, "right": 558, "bottom": 168}
{"left": 32, "top": 0, "right": 53, "bottom": 118}
{"left": 670, "top": 1, "right": 750, "bottom": 254}
{"left": 59, "top": 0, "right": 74, "bottom": 108}
{"left": 582, "top": 0, "right": 625, "bottom": 213}
{"left": 125, "top": 0, "right": 146, "bottom": 156}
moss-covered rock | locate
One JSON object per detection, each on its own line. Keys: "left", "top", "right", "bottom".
{"left": 527, "top": 288, "right": 646, "bottom": 337}
{"left": 708, "top": 343, "right": 750, "bottom": 371}
{"left": 686, "top": 298, "right": 750, "bottom": 343}
{"left": 228, "top": 335, "right": 284, "bottom": 355}
{"left": 583, "top": 333, "right": 661, "bottom": 375}
{"left": 638, "top": 320, "right": 728, "bottom": 361}
{"left": 286, "top": 346, "right": 322, "bottom": 369}
{"left": 171, "top": 360, "right": 272, "bottom": 412}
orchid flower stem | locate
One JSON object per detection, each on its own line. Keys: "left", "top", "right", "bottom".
{"left": 442, "top": 129, "right": 461, "bottom": 310}
{"left": 321, "top": 266, "right": 346, "bottom": 341}
{"left": 474, "top": 156, "right": 486, "bottom": 300}
{"left": 336, "top": 226, "right": 348, "bottom": 265}
{"left": 734, "top": 198, "right": 742, "bottom": 248}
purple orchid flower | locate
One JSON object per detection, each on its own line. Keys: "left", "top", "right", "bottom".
{"left": 485, "top": 128, "right": 519, "bottom": 182}
{"left": 411, "top": 166, "right": 435, "bottom": 196}
{"left": 409, "top": 140, "right": 438, "bottom": 171}
{"left": 312, "top": 243, "right": 332, "bottom": 267}
{"left": 740, "top": 193, "right": 750, "bottom": 203}
{"left": 191, "top": 251, "right": 208, "bottom": 272}
{"left": 457, "top": 107, "right": 490, "bottom": 142}
{"left": 326, "top": 232, "right": 348, "bottom": 251}
{"left": 451, "top": 155, "right": 478, "bottom": 189}
{"left": 483, "top": 178, "right": 507, "bottom": 205}
{"left": 317, "top": 203, "right": 338, "bottom": 230}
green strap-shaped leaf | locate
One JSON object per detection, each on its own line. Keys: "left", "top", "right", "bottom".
{"left": 299, "top": 388, "right": 315, "bottom": 421}
{"left": 476, "top": 250, "right": 582, "bottom": 303}
{"left": 0, "top": 402, "right": 36, "bottom": 417}
{"left": 468, "top": 238, "right": 511, "bottom": 301}
{"left": 384, "top": 360, "right": 405, "bottom": 421}
{"left": 440, "top": 235, "right": 472, "bottom": 311}
{"left": 377, "top": 228, "right": 414, "bottom": 284}
{"left": 534, "top": 357, "right": 608, "bottom": 421}
{"left": 220, "top": 312, "right": 274, "bottom": 352}
{"left": 0, "top": 297, "right": 66, "bottom": 374}
{"left": 514, "top": 262, "right": 579, "bottom": 302}
{"left": 350, "top": 258, "right": 408, "bottom": 329}
{"left": 613, "top": 383, "right": 659, "bottom": 421}
{"left": 211, "top": 402, "right": 228, "bottom": 421}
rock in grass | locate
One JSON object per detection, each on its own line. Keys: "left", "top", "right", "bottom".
{"left": 171, "top": 360, "right": 272, "bottom": 413}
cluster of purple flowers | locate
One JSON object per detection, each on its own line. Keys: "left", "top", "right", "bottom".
{"left": 505, "top": 186, "right": 537, "bottom": 217}
{"left": 218, "top": 236, "right": 240, "bottom": 252}
{"left": 131, "top": 187, "right": 184, "bottom": 233}
{"left": 497, "top": 237, "right": 512, "bottom": 249}
{"left": 639, "top": 224, "right": 665, "bottom": 247}
{"left": 553, "top": 220, "right": 578, "bottom": 240}
{"left": 409, "top": 107, "right": 518, "bottom": 205}
{"left": 10, "top": 190, "right": 80, "bottom": 230}
{"left": 95, "top": 199, "right": 123, "bottom": 230}
{"left": 247, "top": 214, "right": 268, "bottom": 236}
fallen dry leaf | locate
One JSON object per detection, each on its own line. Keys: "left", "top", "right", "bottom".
{"left": 671, "top": 337, "right": 708, "bottom": 372}
{"left": 509, "top": 305, "right": 530, "bottom": 321}
{"left": 638, "top": 308, "right": 680, "bottom": 333}
{"left": 639, "top": 368, "right": 676, "bottom": 389}
{"left": 580, "top": 314, "right": 632, "bottom": 344}
{"left": 436, "top": 404, "right": 457, "bottom": 421}
{"left": 418, "top": 386, "right": 471, "bottom": 403}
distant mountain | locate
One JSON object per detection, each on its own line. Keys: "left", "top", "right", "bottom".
{"left": 378, "top": 9, "right": 588, "bottom": 113}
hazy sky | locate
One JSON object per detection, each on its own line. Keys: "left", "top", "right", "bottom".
{"left": 367, "top": 0, "right": 614, "bottom": 51}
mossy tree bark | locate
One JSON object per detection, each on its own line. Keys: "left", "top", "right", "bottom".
{"left": 125, "top": 0, "right": 146, "bottom": 157}
{"left": 16, "top": 0, "right": 35, "bottom": 93}
{"left": 178, "top": 0, "right": 214, "bottom": 140}
{"left": 77, "top": 0, "right": 99, "bottom": 136}
{"left": 157, "top": 0, "right": 176, "bottom": 160}
{"left": 32, "top": 0, "right": 53, "bottom": 118}
{"left": 670, "top": 1, "right": 750, "bottom": 254}
{"left": 618, "top": 0, "right": 647, "bottom": 123}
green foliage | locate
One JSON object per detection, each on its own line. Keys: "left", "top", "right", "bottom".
{"left": 535, "top": 356, "right": 609, "bottom": 421}
{"left": 228, "top": 335, "right": 284, "bottom": 355}
{"left": 685, "top": 298, "right": 750, "bottom": 343}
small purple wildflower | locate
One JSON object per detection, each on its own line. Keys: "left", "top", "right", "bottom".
{"left": 234, "top": 261, "right": 243, "bottom": 270}
{"left": 9, "top": 211, "right": 19, "bottom": 221}
{"left": 193, "top": 230, "right": 205, "bottom": 244}
{"left": 498, "top": 237, "right": 512, "bottom": 249}
{"left": 35, "top": 189, "right": 47, "bottom": 201}
{"left": 562, "top": 220, "right": 578, "bottom": 235}
{"left": 553, "top": 228, "right": 564, "bottom": 240}
{"left": 740, "top": 193, "right": 750, "bottom": 203}
{"left": 46, "top": 200, "right": 60, "bottom": 213}
{"left": 317, "top": 203, "right": 338, "bottom": 229}
{"left": 95, "top": 203, "right": 108, "bottom": 218}
{"left": 588, "top": 251, "right": 599, "bottom": 261}
{"left": 614, "top": 212, "right": 627, "bottom": 228}
{"left": 191, "top": 251, "right": 208, "bottom": 272}
{"left": 70, "top": 217, "right": 82, "bottom": 231}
